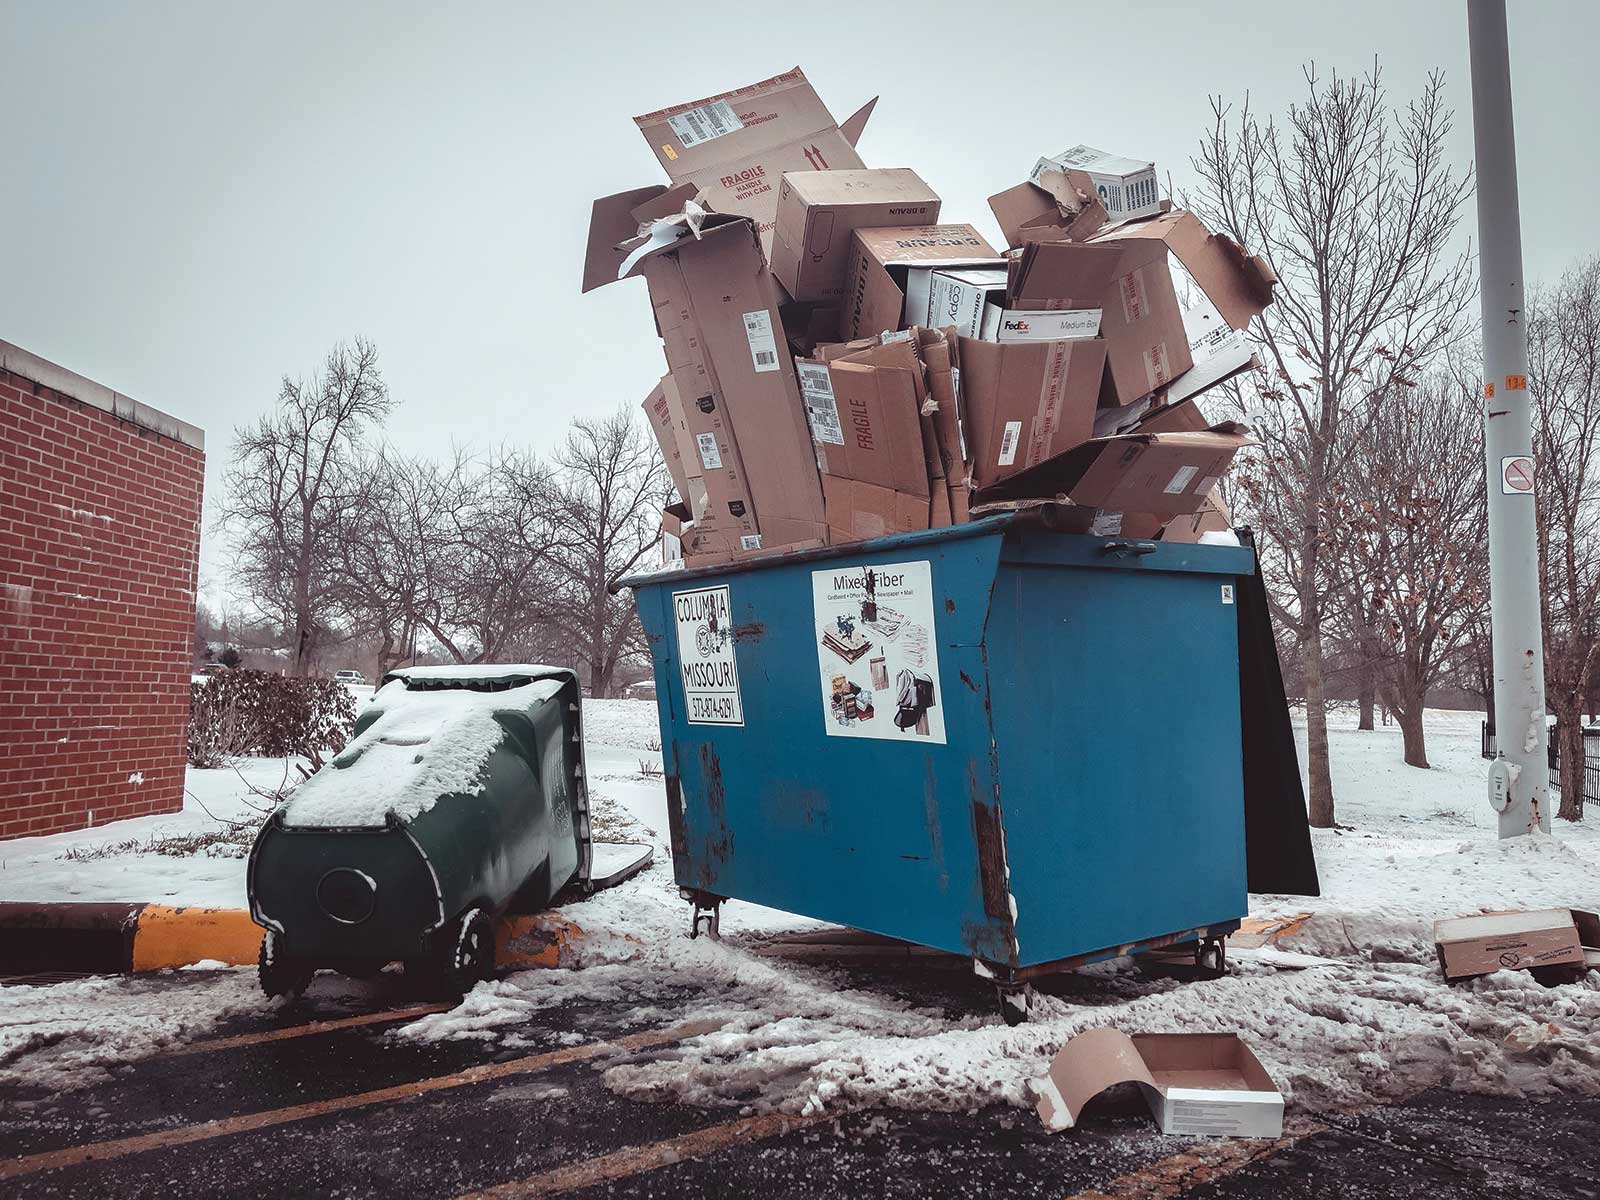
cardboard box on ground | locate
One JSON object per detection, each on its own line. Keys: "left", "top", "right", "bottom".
{"left": 587, "top": 65, "right": 1278, "bottom": 566}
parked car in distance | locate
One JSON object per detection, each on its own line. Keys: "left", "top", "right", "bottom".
{"left": 333, "top": 669, "right": 367, "bottom": 685}
{"left": 200, "top": 663, "right": 227, "bottom": 676}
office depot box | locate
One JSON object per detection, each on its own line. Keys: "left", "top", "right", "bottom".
{"left": 772, "top": 169, "right": 941, "bottom": 303}
{"left": 1030, "top": 145, "right": 1161, "bottom": 223}
{"left": 633, "top": 68, "right": 876, "bottom": 253}
{"left": 923, "top": 267, "right": 1009, "bottom": 339}
{"left": 843, "top": 224, "right": 1003, "bottom": 339}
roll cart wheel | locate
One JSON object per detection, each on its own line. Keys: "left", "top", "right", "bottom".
{"left": 1194, "top": 937, "right": 1227, "bottom": 980}
{"left": 258, "top": 930, "right": 313, "bottom": 1000}
{"left": 433, "top": 907, "right": 495, "bottom": 997}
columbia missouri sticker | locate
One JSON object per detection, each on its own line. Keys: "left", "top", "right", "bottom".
{"left": 674, "top": 585, "right": 743, "bottom": 725}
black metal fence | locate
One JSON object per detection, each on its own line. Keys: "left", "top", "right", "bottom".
{"left": 1483, "top": 720, "right": 1600, "bottom": 809}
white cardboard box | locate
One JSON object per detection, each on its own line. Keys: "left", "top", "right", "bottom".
{"left": 981, "top": 305, "right": 1102, "bottom": 343}
{"left": 916, "top": 267, "right": 1009, "bottom": 339}
{"left": 1030, "top": 145, "right": 1161, "bottom": 223}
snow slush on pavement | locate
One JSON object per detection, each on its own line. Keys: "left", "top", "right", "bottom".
{"left": 248, "top": 665, "right": 603, "bottom": 998}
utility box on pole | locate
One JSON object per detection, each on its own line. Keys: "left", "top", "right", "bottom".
{"left": 1467, "top": 0, "right": 1551, "bottom": 836}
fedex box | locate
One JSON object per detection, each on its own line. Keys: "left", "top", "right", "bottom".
{"left": 772, "top": 169, "right": 940, "bottom": 303}
{"left": 1030, "top": 145, "right": 1160, "bottom": 223}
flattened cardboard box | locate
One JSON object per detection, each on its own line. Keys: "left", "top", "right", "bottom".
{"left": 844, "top": 224, "right": 1003, "bottom": 340}
{"left": 1034, "top": 1028, "right": 1284, "bottom": 1138}
{"left": 633, "top": 68, "right": 875, "bottom": 254}
{"left": 1433, "top": 910, "right": 1586, "bottom": 980}
{"left": 958, "top": 336, "right": 1108, "bottom": 489}
{"left": 660, "top": 371, "right": 759, "bottom": 544}
{"left": 797, "top": 355, "right": 929, "bottom": 499}
{"left": 631, "top": 216, "right": 828, "bottom": 550}
{"left": 822, "top": 475, "right": 928, "bottom": 545}
{"left": 974, "top": 424, "right": 1255, "bottom": 517}
{"left": 772, "top": 168, "right": 941, "bottom": 303}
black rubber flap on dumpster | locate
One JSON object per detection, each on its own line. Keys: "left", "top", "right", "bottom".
{"left": 1236, "top": 530, "right": 1320, "bottom": 897}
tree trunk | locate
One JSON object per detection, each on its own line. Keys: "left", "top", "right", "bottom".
{"left": 1396, "top": 701, "right": 1429, "bottom": 769}
{"left": 1303, "top": 624, "right": 1337, "bottom": 828}
{"left": 1558, "top": 711, "right": 1586, "bottom": 822}
{"left": 1357, "top": 662, "right": 1376, "bottom": 731}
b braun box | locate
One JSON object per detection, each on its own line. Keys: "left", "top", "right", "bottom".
{"left": 772, "top": 168, "right": 941, "bottom": 304}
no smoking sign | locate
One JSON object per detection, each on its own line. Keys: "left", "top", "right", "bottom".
{"left": 1501, "top": 455, "right": 1535, "bottom": 495}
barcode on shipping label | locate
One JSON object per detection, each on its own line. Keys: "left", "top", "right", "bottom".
{"left": 1090, "top": 511, "right": 1123, "bottom": 536}
{"left": 797, "top": 364, "right": 845, "bottom": 445}
{"left": 696, "top": 432, "right": 723, "bottom": 471}
{"left": 742, "top": 311, "right": 780, "bottom": 373}
{"left": 667, "top": 100, "right": 744, "bottom": 148}
{"left": 1164, "top": 465, "right": 1200, "bottom": 494}
{"left": 998, "top": 421, "right": 1023, "bottom": 467}
{"left": 740, "top": 534, "right": 762, "bottom": 551}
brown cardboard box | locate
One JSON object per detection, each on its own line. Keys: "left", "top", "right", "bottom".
{"left": 822, "top": 475, "right": 929, "bottom": 544}
{"left": 632, "top": 68, "right": 876, "bottom": 254}
{"left": 1034, "top": 1028, "right": 1284, "bottom": 1137}
{"left": 772, "top": 169, "right": 941, "bottom": 303}
{"left": 958, "top": 335, "right": 1108, "bottom": 489}
{"left": 797, "top": 356, "right": 928, "bottom": 499}
{"left": 1084, "top": 208, "right": 1275, "bottom": 403}
{"left": 988, "top": 169, "right": 1107, "bottom": 248}
{"left": 618, "top": 214, "right": 828, "bottom": 550}
{"left": 1161, "top": 493, "right": 1236, "bottom": 544}
{"left": 641, "top": 377, "right": 699, "bottom": 512}
{"left": 668, "top": 376, "right": 760, "bottom": 545}
{"left": 973, "top": 424, "right": 1256, "bottom": 517}
{"left": 844, "top": 224, "right": 1003, "bottom": 340}
{"left": 1433, "top": 910, "right": 1587, "bottom": 980}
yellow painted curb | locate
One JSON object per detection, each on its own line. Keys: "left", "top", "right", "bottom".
{"left": 132, "top": 906, "right": 263, "bottom": 971}
{"left": 497, "top": 914, "right": 583, "bottom": 969}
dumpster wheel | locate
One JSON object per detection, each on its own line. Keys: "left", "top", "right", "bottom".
{"left": 1194, "top": 937, "right": 1228, "bottom": 980}
{"left": 258, "top": 930, "right": 313, "bottom": 1000}
{"left": 415, "top": 907, "right": 495, "bottom": 998}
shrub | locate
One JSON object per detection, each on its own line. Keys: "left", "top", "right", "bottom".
{"left": 188, "top": 670, "right": 357, "bottom": 769}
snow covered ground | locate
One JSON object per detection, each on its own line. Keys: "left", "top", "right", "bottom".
{"left": 4, "top": 701, "right": 1600, "bottom": 1120}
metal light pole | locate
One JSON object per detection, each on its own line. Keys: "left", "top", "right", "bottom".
{"left": 1468, "top": 0, "right": 1551, "bottom": 836}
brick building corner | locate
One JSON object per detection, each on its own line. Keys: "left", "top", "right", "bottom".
{"left": 1, "top": 341, "right": 205, "bottom": 840}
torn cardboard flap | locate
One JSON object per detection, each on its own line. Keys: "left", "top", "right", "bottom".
{"left": 1089, "top": 209, "right": 1275, "bottom": 331}
{"left": 988, "top": 170, "right": 1107, "bottom": 248}
{"left": 1029, "top": 146, "right": 1161, "bottom": 224}
{"left": 1034, "top": 1028, "right": 1284, "bottom": 1138}
{"left": 973, "top": 424, "right": 1256, "bottom": 514}
{"left": 632, "top": 68, "right": 874, "bottom": 254}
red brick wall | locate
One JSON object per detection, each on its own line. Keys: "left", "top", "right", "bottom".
{"left": 0, "top": 366, "right": 204, "bottom": 839}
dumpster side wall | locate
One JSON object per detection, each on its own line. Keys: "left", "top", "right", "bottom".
{"left": 989, "top": 554, "right": 1249, "bottom": 968}
{"left": 0, "top": 347, "right": 204, "bottom": 841}
{"left": 634, "top": 527, "right": 1019, "bottom": 961}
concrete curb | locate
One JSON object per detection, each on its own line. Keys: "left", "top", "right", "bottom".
{"left": 0, "top": 903, "right": 582, "bottom": 976}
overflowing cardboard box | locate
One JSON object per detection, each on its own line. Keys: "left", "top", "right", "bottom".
{"left": 989, "top": 168, "right": 1108, "bottom": 248}
{"left": 844, "top": 224, "right": 1004, "bottom": 340}
{"left": 772, "top": 168, "right": 941, "bottom": 303}
{"left": 632, "top": 68, "right": 877, "bottom": 254}
{"left": 1034, "top": 1027, "right": 1284, "bottom": 1137}
{"left": 959, "top": 336, "right": 1107, "bottom": 489}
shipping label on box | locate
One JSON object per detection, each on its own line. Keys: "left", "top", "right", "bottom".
{"left": 980, "top": 306, "right": 1102, "bottom": 343}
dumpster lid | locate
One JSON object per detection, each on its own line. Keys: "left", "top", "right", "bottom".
{"left": 384, "top": 664, "right": 578, "bottom": 693}
{"left": 282, "top": 675, "right": 568, "bottom": 829}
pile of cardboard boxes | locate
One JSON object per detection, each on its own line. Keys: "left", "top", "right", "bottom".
{"left": 584, "top": 67, "right": 1278, "bottom": 567}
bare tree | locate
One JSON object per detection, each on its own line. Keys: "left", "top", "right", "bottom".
{"left": 1191, "top": 62, "right": 1474, "bottom": 826}
{"left": 1526, "top": 259, "right": 1600, "bottom": 820}
{"left": 1327, "top": 373, "right": 1488, "bottom": 767}
{"left": 221, "top": 339, "right": 393, "bottom": 676}
{"left": 544, "top": 410, "right": 668, "bottom": 698}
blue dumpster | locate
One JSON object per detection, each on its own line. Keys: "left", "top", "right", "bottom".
{"left": 625, "top": 516, "right": 1300, "bottom": 1020}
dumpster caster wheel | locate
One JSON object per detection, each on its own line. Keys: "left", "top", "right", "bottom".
{"left": 258, "top": 931, "right": 312, "bottom": 1000}
{"left": 997, "top": 983, "right": 1033, "bottom": 1027}
{"left": 689, "top": 901, "right": 721, "bottom": 941}
{"left": 432, "top": 908, "right": 495, "bottom": 997}
{"left": 1195, "top": 938, "right": 1227, "bottom": 980}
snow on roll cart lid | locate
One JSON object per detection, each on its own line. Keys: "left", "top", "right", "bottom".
{"left": 279, "top": 676, "right": 566, "bottom": 829}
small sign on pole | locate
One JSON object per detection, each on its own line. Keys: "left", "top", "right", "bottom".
{"left": 1500, "top": 455, "right": 1535, "bottom": 496}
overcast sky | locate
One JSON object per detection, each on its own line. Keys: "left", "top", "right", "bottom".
{"left": 4, "top": 0, "right": 1598, "bottom": 598}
